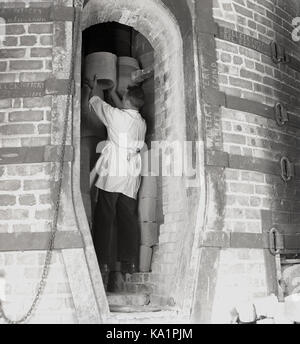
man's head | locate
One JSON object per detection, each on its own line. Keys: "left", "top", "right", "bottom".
{"left": 122, "top": 86, "right": 145, "bottom": 111}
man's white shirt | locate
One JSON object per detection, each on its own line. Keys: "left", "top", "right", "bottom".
{"left": 89, "top": 96, "right": 147, "bottom": 200}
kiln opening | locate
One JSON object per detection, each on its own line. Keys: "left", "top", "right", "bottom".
{"left": 80, "top": 22, "right": 161, "bottom": 296}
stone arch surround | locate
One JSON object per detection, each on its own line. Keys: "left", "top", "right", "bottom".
{"left": 75, "top": 0, "right": 202, "bottom": 315}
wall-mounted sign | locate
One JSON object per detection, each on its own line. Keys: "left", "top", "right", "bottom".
{"left": 216, "top": 25, "right": 300, "bottom": 74}
{"left": 0, "top": 79, "right": 70, "bottom": 99}
{"left": 217, "top": 26, "right": 270, "bottom": 56}
{"left": 0, "top": 6, "right": 74, "bottom": 23}
{"left": 0, "top": 82, "right": 44, "bottom": 99}
{"left": 0, "top": 145, "right": 73, "bottom": 165}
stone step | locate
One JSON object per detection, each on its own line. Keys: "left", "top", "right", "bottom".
{"left": 105, "top": 310, "right": 187, "bottom": 324}
{"left": 107, "top": 292, "right": 150, "bottom": 307}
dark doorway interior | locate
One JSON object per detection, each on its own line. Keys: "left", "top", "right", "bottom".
{"left": 80, "top": 22, "right": 155, "bottom": 292}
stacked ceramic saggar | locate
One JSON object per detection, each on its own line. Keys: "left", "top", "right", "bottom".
{"left": 138, "top": 174, "right": 158, "bottom": 272}
{"left": 117, "top": 56, "right": 140, "bottom": 96}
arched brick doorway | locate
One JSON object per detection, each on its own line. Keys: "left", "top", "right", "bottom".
{"left": 72, "top": 0, "right": 202, "bottom": 321}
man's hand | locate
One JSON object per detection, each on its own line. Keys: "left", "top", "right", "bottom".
{"left": 82, "top": 78, "right": 91, "bottom": 89}
{"left": 90, "top": 75, "right": 98, "bottom": 98}
{"left": 89, "top": 75, "right": 104, "bottom": 101}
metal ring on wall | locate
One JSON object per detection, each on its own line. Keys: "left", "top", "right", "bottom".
{"left": 280, "top": 156, "right": 294, "bottom": 183}
{"left": 270, "top": 41, "right": 289, "bottom": 64}
{"left": 269, "top": 227, "right": 280, "bottom": 256}
{"left": 274, "top": 102, "right": 289, "bottom": 127}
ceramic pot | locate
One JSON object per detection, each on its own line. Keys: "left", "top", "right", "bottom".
{"left": 138, "top": 197, "right": 157, "bottom": 222}
{"left": 139, "top": 176, "right": 157, "bottom": 199}
{"left": 140, "top": 222, "right": 158, "bottom": 247}
{"left": 84, "top": 52, "right": 117, "bottom": 90}
{"left": 139, "top": 245, "right": 153, "bottom": 272}
{"left": 117, "top": 56, "right": 140, "bottom": 96}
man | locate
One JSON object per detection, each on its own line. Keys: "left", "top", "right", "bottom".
{"left": 89, "top": 78, "right": 147, "bottom": 290}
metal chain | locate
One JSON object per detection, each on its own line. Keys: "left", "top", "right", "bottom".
{"left": 74, "top": 0, "right": 84, "bottom": 7}
{"left": 0, "top": 5, "right": 81, "bottom": 324}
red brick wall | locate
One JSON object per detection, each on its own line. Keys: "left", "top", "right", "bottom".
{"left": 215, "top": 0, "right": 300, "bottom": 104}
{"left": 0, "top": 0, "right": 78, "bottom": 324}
{"left": 2, "top": 0, "right": 300, "bottom": 324}
{"left": 209, "top": 0, "right": 300, "bottom": 321}
{"left": 0, "top": 0, "right": 195, "bottom": 323}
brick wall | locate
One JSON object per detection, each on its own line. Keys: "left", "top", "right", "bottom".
{"left": 3, "top": 0, "right": 299, "bottom": 324}
{"left": 0, "top": 0, "right": 196, "bottom": 323}
{"left": 0, "top": 0, "right": 200, "bottom": 324}
{"left": 0, "top": 18, "right": 53, "bottom": 147}
{"left": 207, "top": 0, "right": 300, "bottom": 321}
{"left": 0, "top": 251, "right": 77, "bottom": 324}
{"left": 0, "top": 163, "right": 53, "bottom": 233}
{"left": 215, "top": 0, "right": 300, "bottom": 105}
{"left": 0, "top": 0, "right": 78, "bottom": 324}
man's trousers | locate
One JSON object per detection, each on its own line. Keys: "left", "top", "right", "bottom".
{"left": 93, "top": 189, "right": 140, "bottom": 270}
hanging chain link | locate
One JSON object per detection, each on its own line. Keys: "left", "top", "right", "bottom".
{"left": 0, "top": 4, "right": 81, "bottom": 324}
{"left": 74, "top": 0, "right": 84, "bottom": 7}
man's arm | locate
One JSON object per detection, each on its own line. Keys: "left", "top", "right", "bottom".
{"left": 88, "top": 76, "right": 111, "bottom": 126}
{"left": 89, "top": 76, "right": 104, "bottom": 100}
{"left": 109, "top": 89, "right": 123, "bottom": 110}
{"left": 89, "top": 96, "right": 110, "bottom": 127}
{"left": 88, "top": 77, "right": 125, "bottom": 128}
